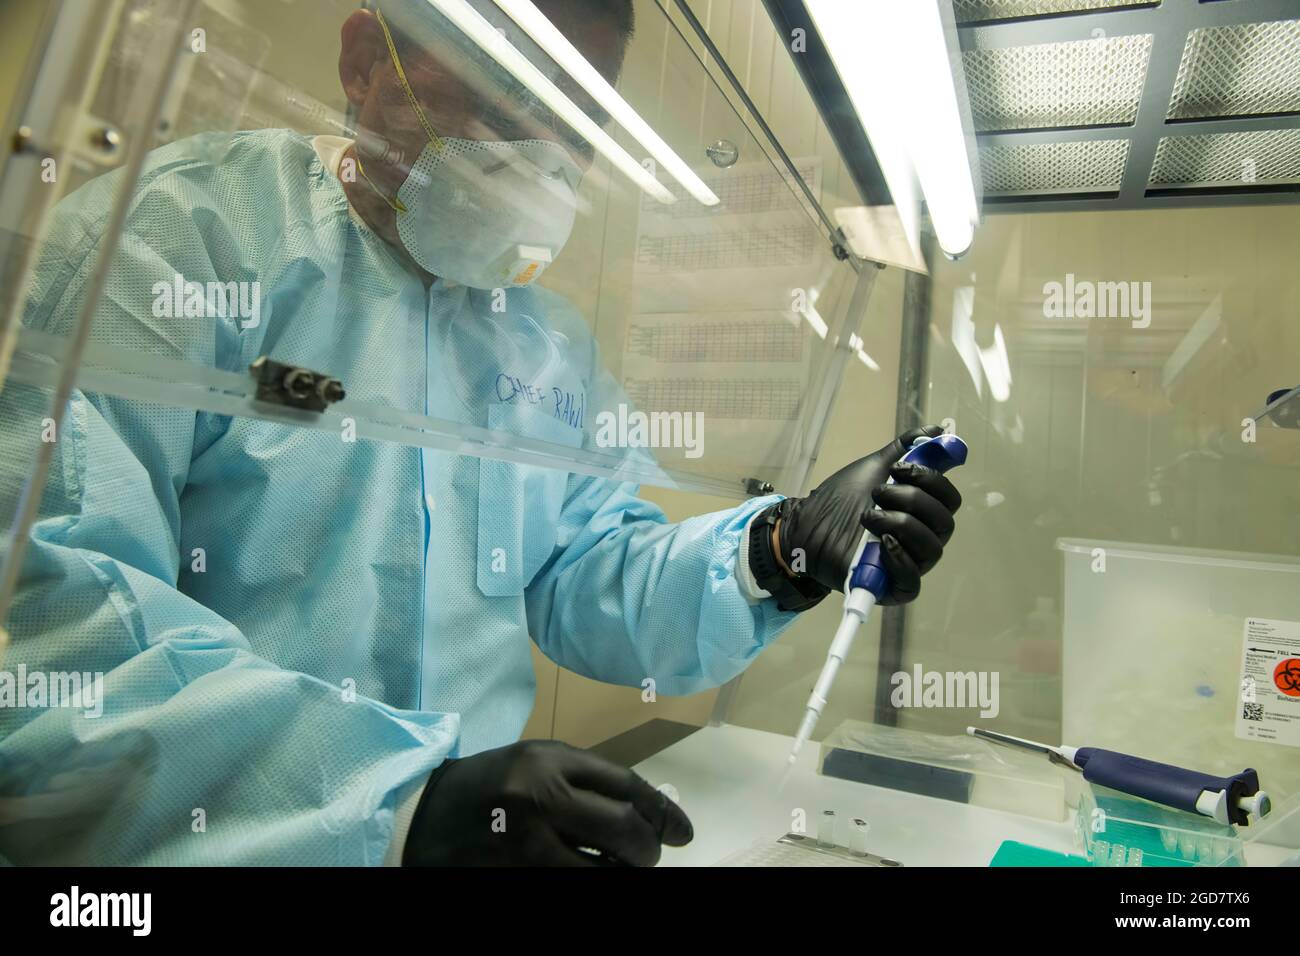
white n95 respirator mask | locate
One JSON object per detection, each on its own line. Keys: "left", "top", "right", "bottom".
{"left": 365, "top": 7, "right": 581, "bottom": 289}
{"left": 394, "top": 137, "right": 580, "bottom": 289}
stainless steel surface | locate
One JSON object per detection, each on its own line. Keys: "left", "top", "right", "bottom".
{"left": 776, "top": 832, "right": 902, "bottom": 866}
{"left": 969, "top": 727, "right": 1056, "bottom": 755}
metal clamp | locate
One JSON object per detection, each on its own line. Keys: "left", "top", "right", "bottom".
{"left": 250, "top": 357, "right": 346, "bottom": 413}
{"left": 12, "top": 122, "right": 123, "bottom": 160}
{"left": 12, "top": 126, "right": 42, "bottom": 154}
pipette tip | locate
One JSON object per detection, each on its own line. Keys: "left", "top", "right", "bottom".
{"left": 775, "top": 761, "right": 794, "bottom": 795}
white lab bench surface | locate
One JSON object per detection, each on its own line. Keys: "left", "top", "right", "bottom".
{"left": 633, "top": 724, "right": 1081, "bottom": 867}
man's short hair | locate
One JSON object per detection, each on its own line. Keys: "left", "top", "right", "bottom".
{"left": 589, "top": 0, "right": 636, "bottom": 46}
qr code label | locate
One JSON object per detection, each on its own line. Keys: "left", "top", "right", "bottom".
{"left": 1242, "top": 702, "right": 1264, "bottom": 722}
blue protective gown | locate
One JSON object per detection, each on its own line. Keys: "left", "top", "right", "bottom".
{"left": 0, "top": 129, "right": 796, "bottom": 864}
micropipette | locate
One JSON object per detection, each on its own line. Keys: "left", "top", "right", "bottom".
{"left": 787, "top": 433, "right": 969, "bottom": 765}
{"left": 967, "top": 727, "right": 1272, "bottom": 826}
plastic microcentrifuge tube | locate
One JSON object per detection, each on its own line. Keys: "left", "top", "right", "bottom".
{"left": 1127, "top": 847, "right": 1143, "bottom": 867}
{"left": 1197, "top": 837, "right": 1212, "bottom": 861}
{"left": 1160, "top": 829, "right": 1177, "bottom": 854}
{"left": 817, "top": 810, "right": 836, "bottom": 847}
{"left": 1093, "top": 839, "right": 1110, "bottom": 865}
{"left": 1178, "top": 834, "right": 1196, "bottom": 860}
{"left": 849, "top": 818, "right": 870, "bottom": 856}
{"left": 1211, "top": 839, "right": 1229, "bottom": 864}
{"left": 1110, "top": 843, "right": 1128, "bottom": 866}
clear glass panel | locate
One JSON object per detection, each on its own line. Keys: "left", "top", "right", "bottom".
{"left": 900, "top": 207, "right": 1299, "bottom": 806}
{"left": 3, "top": 0, "right": 861, "bottom": 499}
{"left": 0, "top": 0, "right": 870, "bottom": 864}
{"left": 719, "top": 203, "right": 1300, "bottom": 837}
{"left": 0, "top": 0, "right": 193, "bottom": 624}
{"left": 540, "top": 0, "right": 884, "bottom": 761}
{"left": 717, "top": 264, "right": 909, "bottom": 741}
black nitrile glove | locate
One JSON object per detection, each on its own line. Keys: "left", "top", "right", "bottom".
{"left": 770, "top": 424, "right": 962, "bottom": 605}
{"left": 403, "top": 739, "right": 693, "bottom": 866}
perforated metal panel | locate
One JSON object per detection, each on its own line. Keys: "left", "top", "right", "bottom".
{"left": 959, "top": 0, "right": 1300, "bottom": 209}
{"left": 954, "top": 0, "right": 1153, "bottom": 26}
{"left": 1150, "top": 130, "right": 1300, "bottom": 187}
{"left": 1167, "top": 19, "right": 1300, "bottom": 120}
{"left": 981, "top": 139, "right": 1130, "bottom": 194}
{"left": 964, "top": 35, "right": 1153, "bottom": 132}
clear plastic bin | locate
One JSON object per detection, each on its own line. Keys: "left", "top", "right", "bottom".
{"left": 1076, "top": 781, "right": 1242, "bottom": 867}
{"left": 818, "top": 720, "right": 1067, "bottom": 822}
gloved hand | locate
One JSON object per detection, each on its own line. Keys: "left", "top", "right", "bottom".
{"left": 772, "top": 424, "right": 962, "bottom": 605}
{"left": 403, "top": 739, "right": 693, "bottom": 866}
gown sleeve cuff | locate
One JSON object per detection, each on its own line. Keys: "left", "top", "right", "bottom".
{"left": 383, "top": 774, "right": 429, "bottom": 866}
{"left": 737, "top": 512, "right": 773, "bottom": 604}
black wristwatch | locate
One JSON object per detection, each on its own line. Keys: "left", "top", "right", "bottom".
{"left": 748, "top": 500, "right": 830, "bottom": 613}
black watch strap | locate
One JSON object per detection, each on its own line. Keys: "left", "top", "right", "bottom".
{"left": 748, "top": 502, "right": 830, "bottom": 613}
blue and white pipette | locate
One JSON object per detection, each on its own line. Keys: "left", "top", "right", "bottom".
{"left": 787, "top": 433, "right": 969, "bottom": 766}
{"left": 967, "top": 727, "right": 1271, "bottom": 826}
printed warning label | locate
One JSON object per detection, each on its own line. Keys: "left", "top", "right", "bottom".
{"left": 1236, "top": 618, "right": 1300, "bottom": 748}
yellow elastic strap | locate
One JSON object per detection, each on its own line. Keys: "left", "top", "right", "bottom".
{"left": 375, "top": 8, "right": 445, "bottom": 153}
{"left": 354, "top": 152, "right": 407, "bottom": 213}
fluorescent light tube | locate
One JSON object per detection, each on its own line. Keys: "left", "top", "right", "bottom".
{"left": 906, "top": 0, "right": 979, "bottom": 257}
{"left": 807, "top": 0, "right": 979, "bottom": 258}
{"left": 807, "top": 0, "right": 921, "bottom": 260}
{"left": 425, "top": 0, "right": 677, "bottom": 203}
{"left": 493, "top": 0, "right": 719, "bottom": 206}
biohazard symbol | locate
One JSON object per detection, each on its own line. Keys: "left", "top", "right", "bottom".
{"left": 1274, "top": 658, "right": 1300, "bottom": 698}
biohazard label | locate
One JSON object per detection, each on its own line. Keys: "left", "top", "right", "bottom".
{"left": 1236, "top": 618, "right": 1300, "bottom": 748}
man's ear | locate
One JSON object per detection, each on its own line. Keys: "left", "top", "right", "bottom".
{"left": 339, "top": 10, "right": 386, "bottom": 109}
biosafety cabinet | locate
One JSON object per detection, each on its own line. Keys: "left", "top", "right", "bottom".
{"left": 0, "top": 0, "right": 891, "bottom": 794}
{"left": 2, "top": 0, "right": 1300, "bottom": 868}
